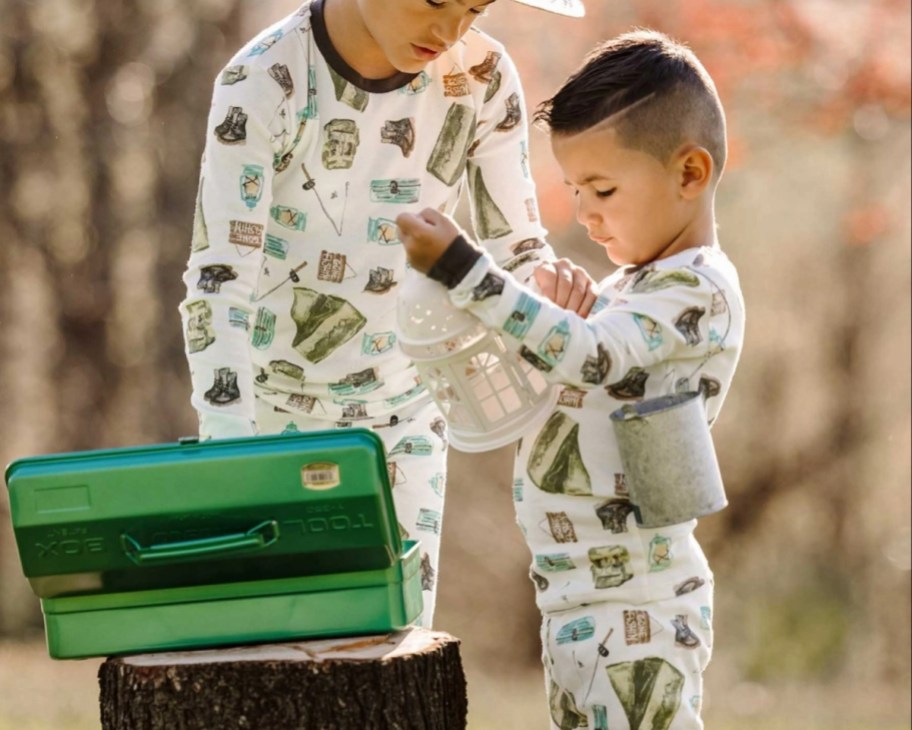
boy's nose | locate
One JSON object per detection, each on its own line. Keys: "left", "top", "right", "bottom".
{"left": 576, "top": 197, "right": 600, "bottom": 226}
{"left": 431, "top": 15, "right": 472, "bottom": 47}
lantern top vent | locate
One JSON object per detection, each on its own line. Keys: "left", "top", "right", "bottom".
{"left": 396, "top": 269, "right": 487, "bottom": 359}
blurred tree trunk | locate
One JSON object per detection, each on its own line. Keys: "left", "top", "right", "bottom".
{"left": 0, "top": 0, "right": 243, "bottom": 635}
{"left": 700, "top": 127, "right": 911, "bottom": 685}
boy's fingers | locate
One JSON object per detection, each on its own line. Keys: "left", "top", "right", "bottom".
{"left": 533, "top": 264, "right": 558, "bottom": 300}
{"left": 553, "top": 259, "right": 576, "bottom": 308}
{"left": 395, "top": 212, "right": 416, "bottom": 234}
{"left": 396, "top": 208, "right": 443, "bottom": 238}
{"left": 573, "top": 265, "right": 599, "bottom": 317}
{"left": 563, "top": 265, "right": 597, "bottom": 315}
{"left": 533, "top": 260, "right": 598, "bottom": 316}
{"left": 395, "top": 212, "right": 430, "bottom": 240}
{"left": 418, "top": 207, "right": 444, "bottom": 225}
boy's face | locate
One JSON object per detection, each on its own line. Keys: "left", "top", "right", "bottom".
{"left": 354, "top": 0, "right": 496, "bottom": 74}
{"left": 551, "top": 125, "right": 690, "bottom": 267}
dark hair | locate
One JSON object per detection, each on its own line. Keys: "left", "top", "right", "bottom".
{"left": 534, "top": 29, "right": 727, "bottom": 176}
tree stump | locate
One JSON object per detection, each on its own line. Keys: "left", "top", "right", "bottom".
{"left": 98, "top": 628, "right": 467, "bottom": 729}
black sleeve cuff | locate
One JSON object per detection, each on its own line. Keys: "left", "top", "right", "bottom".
{"left": 426, "top": 235, "right": 483, "bottom": 290}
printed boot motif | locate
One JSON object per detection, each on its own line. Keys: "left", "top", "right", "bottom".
{"left": 205, "top": 367, "right": 241, "bottom": 405}
{"left": 381, "top": 118, "right": 416, "bottom": 157}
{"left": 671, "top": 614, "right": 701, "bottom": 648}
{"left": 214, "top": 106, "right": 248, "bottom": 144}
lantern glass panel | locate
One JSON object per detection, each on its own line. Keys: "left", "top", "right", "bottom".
{"left": 497, "top": 382, "right": 524, "bottom": 414}
{"left": 469, "top": 368, "right": 493, "bottom": 400}
{"left": 480, "top": 394, "right": 506, "bottom": 422}
{"left": 489, "top": 363, "right": 513, "bottom": 394}
{"left": 519, "top": 358, "right": 550, "bottom": 395}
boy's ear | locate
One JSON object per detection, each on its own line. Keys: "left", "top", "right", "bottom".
{"left": 675, "top": 145, "right": 713, "bottom": 199}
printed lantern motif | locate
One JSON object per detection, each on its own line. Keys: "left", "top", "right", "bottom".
{"left": 396, "top": 269, "right": 557, "bottom": 452}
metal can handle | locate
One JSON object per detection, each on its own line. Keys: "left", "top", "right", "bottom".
{"left": 120, "top": 520, "right": 279, "bottom": 565}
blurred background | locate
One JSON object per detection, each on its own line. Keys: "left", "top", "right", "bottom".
{"left": 0, "top": 0, "right": 909, "bottom": 728}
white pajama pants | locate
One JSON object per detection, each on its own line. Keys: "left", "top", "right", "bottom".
{"left": 255, "top": 396, "right": 447, "bottom": 627}
{"left": 541, "top": 576, "right": 714, "bottom": 730}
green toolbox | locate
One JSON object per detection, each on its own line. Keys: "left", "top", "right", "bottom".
{"left": 4, "top": 429, "right": 422, "bottom": 659}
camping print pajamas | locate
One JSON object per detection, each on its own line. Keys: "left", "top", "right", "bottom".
{"left": 179, "top": 0, "right": 554, "bottom": 627}
{"left": 432, "top": 240, "right": 745, "bottom": 727}
{"left": 542, "top": 582, "right": 714, "bottom": 730}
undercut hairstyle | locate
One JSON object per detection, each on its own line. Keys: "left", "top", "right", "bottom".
{"left": 534, "top": 30, "right": 727, "bottom": 178}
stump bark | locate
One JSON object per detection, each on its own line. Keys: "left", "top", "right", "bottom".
{"left": 98, "top": 628, "right": 467, "bottom": 729}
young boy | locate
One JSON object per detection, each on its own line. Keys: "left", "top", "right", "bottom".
{"left": 178, "top": 0, "right": 597, "bottom": 627}
{"left": 397, "top": 30, "right": 745, "bottom": 729}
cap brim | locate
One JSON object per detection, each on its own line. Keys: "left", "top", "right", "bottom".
{"left": 509, "top": 0, "right": 586, "bottom": 17}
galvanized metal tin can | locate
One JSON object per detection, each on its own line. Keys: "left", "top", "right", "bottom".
{"left": 610, "top": 391, "right": 727, "bottom": 528}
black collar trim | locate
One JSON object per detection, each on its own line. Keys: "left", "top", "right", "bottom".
{"left": 310, "top": 0, "right": 420, "bottom": 93}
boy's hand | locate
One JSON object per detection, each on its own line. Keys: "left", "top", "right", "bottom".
{"left": 396, "top": 208, "right": 463, "bottom": 273}
{"left": 534, "top": 259, "right": 599, "bottom": 318}
{"left": 397, "top": 208, "right": 597, "bottom": 317}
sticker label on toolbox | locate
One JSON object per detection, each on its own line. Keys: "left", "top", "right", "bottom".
{"left": 300, "top": 462, "right": 341, "bottom": 491}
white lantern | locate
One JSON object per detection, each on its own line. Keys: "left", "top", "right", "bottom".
{"left": 397, "top": 268, "right": 558, "bottom": 452}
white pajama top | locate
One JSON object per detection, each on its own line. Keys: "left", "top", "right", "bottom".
{"left": 180, "top": 0, "right": 552, "bottom": 439}
{"left": 430, "top": 238, "right": 746, "bottom": 613}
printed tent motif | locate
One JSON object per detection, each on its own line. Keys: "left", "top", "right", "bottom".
{"left": 468, "top": 160, "right": 512, "bottom": 239}
{"left": 528, "top": 411, "right": 592, "bottom": 495}
{"left": 605, "top": 656, "right": 684, "bottom": 730}
{"left": 290, "top": 288, "right": 367, "bottom": 363}
{"left": 427, "top": 103, "right": 476, "bottom": 186}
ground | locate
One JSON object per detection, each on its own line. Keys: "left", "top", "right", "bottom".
{"left": 0, "top": 635, "right": 908, "bottom": 730}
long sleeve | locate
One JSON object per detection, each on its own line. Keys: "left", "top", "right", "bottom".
{"left": 180, "top": 13, "right": 584, "bottom": 431}
{"left": 463, "top": 43, "right": 554, "bottom": 284}
{"left": 179, "top": 58, "right": 292, "bottom": 439}
{"left": 430, "top": 240, "right": 742, "bottom": 395}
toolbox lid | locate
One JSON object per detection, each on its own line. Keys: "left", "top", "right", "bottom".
{"left": 5, "top": 429, "right": 404, "bottom": 599}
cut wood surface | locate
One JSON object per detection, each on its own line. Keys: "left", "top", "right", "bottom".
{"left": 98, "top": 628, "right": 467, "bottom": 729}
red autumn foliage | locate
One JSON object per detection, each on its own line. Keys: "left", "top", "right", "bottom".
{"left": 488, "top": 0, "right": 910, "bottom": 239}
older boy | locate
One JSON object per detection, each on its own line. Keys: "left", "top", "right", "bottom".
{"left": 179, "top": 0, "right": 598, "bottom": 628}
{"left": 398, "top": 30, "right": 745, "bottom": 729}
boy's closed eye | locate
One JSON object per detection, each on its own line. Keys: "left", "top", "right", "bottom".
{"left": 569, "top": 186, "right": 617, "bottom": 198}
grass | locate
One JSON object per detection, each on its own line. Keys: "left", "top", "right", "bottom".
{"left": 1, "top": 638, "right": 908, "bottom": 730}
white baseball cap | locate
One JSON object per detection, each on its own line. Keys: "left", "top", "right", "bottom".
{"left": 510, "top": 0, "right": 585, "bottom": 17}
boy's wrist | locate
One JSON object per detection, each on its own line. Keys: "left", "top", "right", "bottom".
{"left": 426, "top": 235, "right": 483, "bottom": 290}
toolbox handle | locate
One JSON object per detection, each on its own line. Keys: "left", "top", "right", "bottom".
{"left": 121, "top": 520, "right": 280, "bottom": 565}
